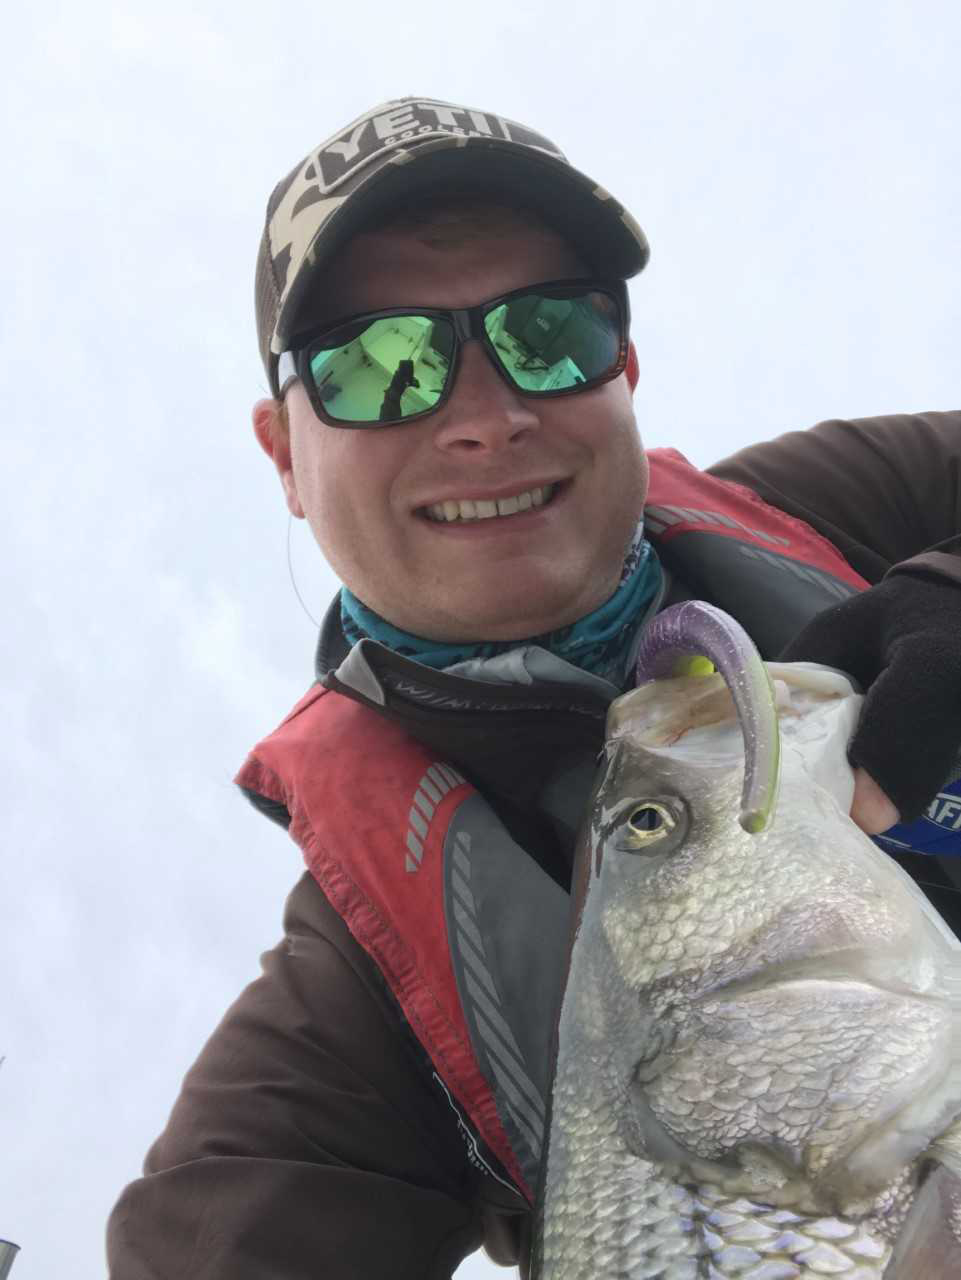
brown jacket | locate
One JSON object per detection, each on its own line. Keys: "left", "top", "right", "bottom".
{"left": 107, "top": 411, "right": 961, "bottom": 1278}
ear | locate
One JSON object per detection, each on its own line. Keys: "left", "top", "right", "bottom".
{"left": 252, "top": 398, "right": 305, "bottom": 519}
{"left": 626, "top": 341, "right": 639, "bottom": 393}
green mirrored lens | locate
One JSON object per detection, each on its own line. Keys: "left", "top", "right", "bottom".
{"left": 308, "top": 316, "right": 453, "bottom": 422}
{"left": 484, "top": 288, "right": 621, "bottom": 391}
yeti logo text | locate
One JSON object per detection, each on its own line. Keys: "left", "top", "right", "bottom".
{"left": 266, "top": 99, "right": 565, "bottom": 343}
{"left": 311, "top": 100, "right": 564, "bottom": 193}
{"left": 925, "top": 792, "right": 961, "bottom": 831}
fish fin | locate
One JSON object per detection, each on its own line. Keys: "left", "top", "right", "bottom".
{"left": 883, "top": 1162, "right": 961, "bottom": 1278}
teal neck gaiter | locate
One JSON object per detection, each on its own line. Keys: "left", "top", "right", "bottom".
{"left": 340, "top": 524, "right": 663, "bottom": 686}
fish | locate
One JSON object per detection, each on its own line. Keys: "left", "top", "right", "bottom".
{"left": 531, "top": 602, "right": 961, "bottom": 1279}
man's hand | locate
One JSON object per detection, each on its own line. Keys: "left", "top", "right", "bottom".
{"left": 778, "top": 571, "right": 961, "bottom": 831}
{"left": 850, "top": 768, "right": 900, "bottom": 835}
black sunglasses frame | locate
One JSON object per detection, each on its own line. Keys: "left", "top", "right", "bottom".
{"left": 279, "top": 277, "right": 631, "bottom": 429}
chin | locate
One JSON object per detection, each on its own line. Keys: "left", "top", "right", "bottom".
{"left": 430, "top": 592, "right": 594, "bottom": 644}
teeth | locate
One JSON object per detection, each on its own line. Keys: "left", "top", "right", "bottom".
{"left": 424, "top": 484, "right": 556, "bottom": 523}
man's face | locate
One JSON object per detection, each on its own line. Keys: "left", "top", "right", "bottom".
{"left": 254, "top": 210, "right": 648, "bottom": 642}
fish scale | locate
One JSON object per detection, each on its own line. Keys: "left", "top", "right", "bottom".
{"left": 531, "top": 653, "right": 961, "bottom": 1278}
{"left": 535, "top": 1089, "right": 702, "bottom": 1276}
{"left": 688, "top": 1187, "right": 890, "bottom": 1277}
{"left": 536, "top": 1044, "right": 893, "bottom": 1279}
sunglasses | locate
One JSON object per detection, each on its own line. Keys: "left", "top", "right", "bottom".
{"left": 277, "top": 277, "right": 630, "bottom": 428}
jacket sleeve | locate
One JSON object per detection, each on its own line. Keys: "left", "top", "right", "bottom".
{"left": 707, "top": 409, "right": 961, "bottom": 585}
{"left": 106, "top": 872, "right": 489, "bottom": 1279}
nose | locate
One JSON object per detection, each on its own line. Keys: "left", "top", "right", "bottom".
{"left": 430, "top": 339, "right": 541, "bottom": 453}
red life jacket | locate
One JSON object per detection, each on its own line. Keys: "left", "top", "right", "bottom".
{"left": 234, "top": 449, "right": 870, "bottom": 1203}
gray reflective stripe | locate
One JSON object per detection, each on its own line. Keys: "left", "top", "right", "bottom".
{"left": 483, "top": 1047, "right": 544, "bottom": 1156}
{"left": 818, "top": 569, "right": 851, "bottom": 597}
{"left": 412, "top": 789, "right": 435, "bottom": 820}
{"left": 453, "top": 899, "right": 485, "bottom": 954}
{"left": 452, "top": 867, "right": 475, "bottom": 912}
{"left": 453, "top": 885, "right": 548, "bottom": 1149}
{"left": 478, "top": 1029, "right": 545, "bottom": 1152}
{"left": 738, "top": 545, "right": 769, "bottom": 565}
{"left": 466, "top": 972, "right": 545, "bottom": 1117}
{"left": 667, "top": 504, "right": 697, "bottom": 521}
{"left": 419, "top": 775, "right": 443, "bottom": 805}
{"left": 464, "top": 971, "right": 527, "bottom": 1077}
{"left": 778, "top": 556, "right": 823, "bottom": 585}
{"left": 472, "top": 1005, "right": 544, "bottom": 1124}
{"left": 408, "top": 806, "right": 429, "bottom": 840}
{"left": 427, "top": 765, "right": 452, "bottom": 795}
{"left": 750, "top": 528, "right": 791, "bottom": 547}
{"left": 455, "top": 928, "right": 501, "bottom": 1003}
{"left": 453, "top": 844, "right": 471, "bottom": 877}
{"left": 406, "top": 762, "right": 470, "bottom": 874}
{"left": 645, "top": 504, "right": 683, "bottom": 526}
{"left": 762, "top": 545, "right": 851, "bottom": 596}
{"left": 706, "top": 510, "right": 739, "bottom": 529}
{"left": 504, "top": 1099, "right": 543, "bottom": 1159}
{"left": 442, "top": 791, "right": 572, "bottom": 1193}
{"left": 739, "top": 544, "right": 853, "bottom": 600}
{"left": 651, "top": 503, "right": 792, "bottom": 549}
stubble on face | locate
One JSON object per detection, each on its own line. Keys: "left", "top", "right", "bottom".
{"left": 282, "top": 205, "right": 648, "bottom": 643}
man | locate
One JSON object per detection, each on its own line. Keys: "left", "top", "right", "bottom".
{"left": 107, "top": 98, "right": 961, "bottom": 1278}
{"left": 379, "top": 357, "right": 421, "bottom": 421}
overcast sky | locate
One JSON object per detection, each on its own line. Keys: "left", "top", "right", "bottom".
{"left": 2, "top": 2, "right": 959, "bottom": 1276}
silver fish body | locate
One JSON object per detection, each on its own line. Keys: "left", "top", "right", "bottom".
{"left": 532, "top": 666, "right": 961, "bottom": 1279}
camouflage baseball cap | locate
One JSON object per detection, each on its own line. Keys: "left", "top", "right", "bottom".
{"left": 255, "top": 96, "right": 650, "bottom": 396}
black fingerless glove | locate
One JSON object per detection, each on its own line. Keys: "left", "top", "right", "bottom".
{"left": 778, "top": 568, "right": 961, "bottom": 823}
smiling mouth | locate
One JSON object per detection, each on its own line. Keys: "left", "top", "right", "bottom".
{"left": 419, "top": 483, "right": 561, "bottom": 523}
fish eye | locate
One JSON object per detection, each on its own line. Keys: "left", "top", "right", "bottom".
{"left": 626, "top": 801, "right": 677, "bottom": 845}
